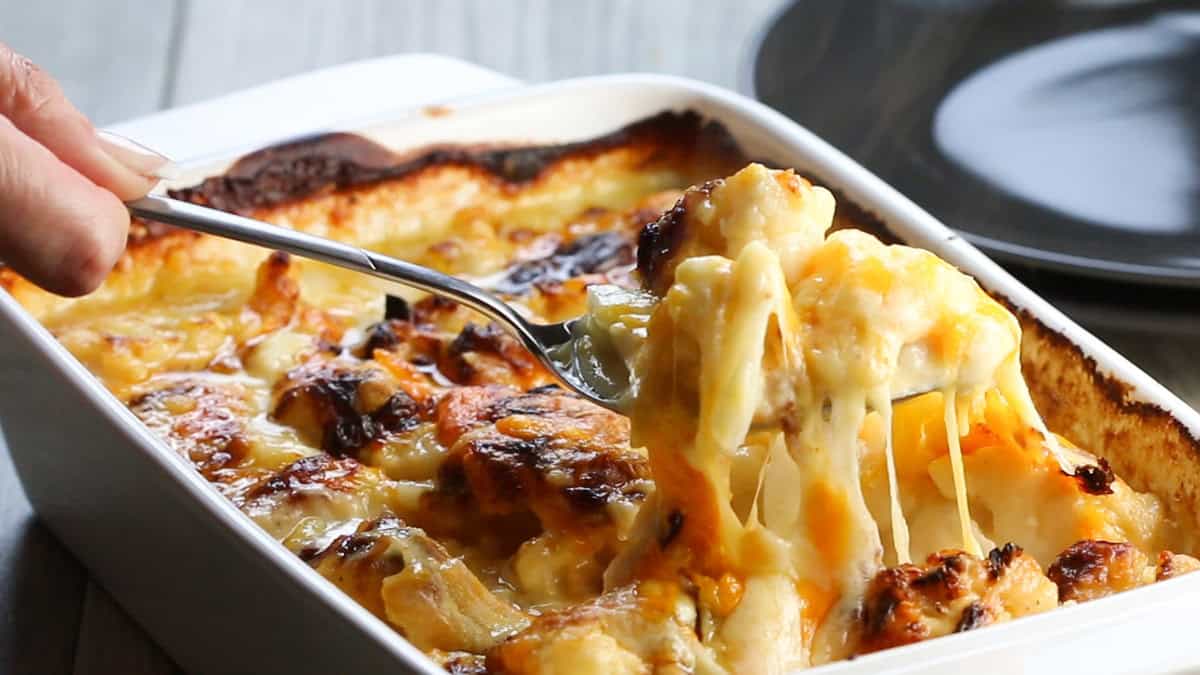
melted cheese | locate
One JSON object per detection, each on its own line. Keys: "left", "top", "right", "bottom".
{"left": 597, "top": 164, "right": 1083, "bottom": 669}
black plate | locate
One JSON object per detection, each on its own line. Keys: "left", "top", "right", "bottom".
{"left": 748, "top": 0, "right": 1200, "bottom": 288}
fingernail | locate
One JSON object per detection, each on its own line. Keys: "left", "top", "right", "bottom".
{"left": 96, "top": 129, "right": 180, "bottom": 181}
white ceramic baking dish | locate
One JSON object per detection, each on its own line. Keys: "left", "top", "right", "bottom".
{"left": 4, "top": 55, "right": 1199, "bottom": 675}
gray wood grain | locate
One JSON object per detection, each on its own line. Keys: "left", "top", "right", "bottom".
{"left": 0, "top": 0, "right": 181, "bottom": 125}
{"left": 72, "top": 583, "right": 180, "bottom": 675}
{"left": 0, "top": 433, "right": 87, "bottom": 675}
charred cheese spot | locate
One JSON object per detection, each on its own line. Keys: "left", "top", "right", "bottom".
{"left": 357, "top": 320, "right": 403, "bottom": 356}
{"left": 384, "top": 294, "right": 412, "bottom": 321}
{"left": 248, "top": 453, "right": 367, "bottom": 498}
{"left": 435, "top": 385, "right": 520, "bottom": 448}
{"left": 411, "top": 295, "right": 466, "bottom": 327}
{"left": 129, "top": 377, "right": 316, "bottom": 503}
{"left": 492, "top": 231, "right": 634, "bottom": 296}
{"left": 635, "top": 181, "right": 716, "bottom": 296}
{"left": 635, "top": 168, "right": 834, "bottom": 295}
{"left": 272, "top": 359, "right": 427, "bottom": 457}
{"left": 355, "top": 315, "right": 554, "bottom": 392}
{"left": 1044, "top": 541, "right": 1198, "bottom": 605}
{"left": 442, "top": 323, "right": 552, "bottom": 389}
{"left": 436, "top": 387, "right": 648, "bottom": 532}
{"left": 1047, "top": 540, "right": 1156, "bottom": 603}
{"left": 855, "top": 546, "right": 1056, "bottom": 655}
{"left": 986, "top": 542, "right": 1022, "bottom": 579}
{"left": 1070, "top": 458, "right": 1116, "bottom": 496}
{"left": 352, "top": 319, "right": 445, "bottom": 375}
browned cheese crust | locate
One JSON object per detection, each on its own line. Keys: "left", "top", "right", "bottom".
{"left": 1047, "top": 540, "right": 1200, "bottom": 603}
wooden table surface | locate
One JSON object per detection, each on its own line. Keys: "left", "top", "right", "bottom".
{"left": 0, "top": 1, "right": 1195, "bottom": 673}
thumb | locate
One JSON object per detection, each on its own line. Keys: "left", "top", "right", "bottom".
{"left": 0, "top": 43, "right": 164, "bottom": 201}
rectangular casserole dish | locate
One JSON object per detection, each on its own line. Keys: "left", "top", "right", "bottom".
{"left": 4, "top": 56, "right": 1200, "bottom": 675}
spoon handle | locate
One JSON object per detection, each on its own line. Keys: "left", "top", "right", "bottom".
{"left": 126, "top": 194, "right": 560, "bottom": 354}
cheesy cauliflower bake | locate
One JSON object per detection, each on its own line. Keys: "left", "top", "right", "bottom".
{"left": 4, "top": 112, "right": 1198, "bottom": 674}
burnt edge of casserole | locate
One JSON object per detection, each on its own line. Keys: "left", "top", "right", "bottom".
{"left": 163, "top": 110, "right": 743, "bottom": 214}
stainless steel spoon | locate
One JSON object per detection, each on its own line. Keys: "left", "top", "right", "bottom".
{"left": 127, "top": 194, "right": 630, "bottom": 411}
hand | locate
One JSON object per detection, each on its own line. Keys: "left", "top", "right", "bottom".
{"left": 0, "top": 43, "right": 164, "bottom": 296}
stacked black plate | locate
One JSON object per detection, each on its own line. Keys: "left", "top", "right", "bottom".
{"left": 747, "top": 0, "right": 1200, "bottom": 332}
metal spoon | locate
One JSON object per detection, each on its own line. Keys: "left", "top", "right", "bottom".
{"left": 127, "top": 194, "right": 631, "bottom": 411}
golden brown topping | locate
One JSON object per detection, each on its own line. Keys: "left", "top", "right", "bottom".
{"left": 435, "top": 385, "right": 520, "bottom": 447}
{"left": 436, "top": 388, "right": 647, "bottom": 532}
{"left": 1045, "top": 541, "right": 1200, "bottom": 603}
{"left": 272, "top": 359, "right": 427, "bottom": 457}
{"left": 130, "top": 380, "right": 254, "bottom": 484}
{"left": 246, "top": 453, "right": 365, "bottom": 500}
{"left": 411, "top": 295, "right": 466, "bottom": 326}
{"left": 162, "top": 111, "right": 740, "bottom": 215}
{"left": 855, "top": 546, "right": 1056, "bottom": 655}
{"left": 242, "top": 452, "right": 424, "bottom": 543}
{"left": 1046, "top": 540, "right": 1152, "bottom": 603}
{"left": 487, "top": 584, "right": 715, "bottom": 675}
{"left": 492, "top": 232, "right": 634, "bottom": 296}
{"left": 441, "top": 322, "right": 551, "bottom": 389}
{"left": 6, "top": 111, "right": 787, "bottom": 671}
{"left": 247, "top": 250, "right": 300, "bottom": 333}
{"left": 352, "top": 317, "right": 444, "bottom": 366}
{"left": 986, "top": 542, "right": 1022, "bottom": 579}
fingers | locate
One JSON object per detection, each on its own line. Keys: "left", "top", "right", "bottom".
{"left": 0, "top": 42, "right": 164, "bottom": 296}
{"left": 0, "top": 43, "right": 162, "bottom": 201}
{"left": 0, "top": 115, "right": 129, "bottom": 296}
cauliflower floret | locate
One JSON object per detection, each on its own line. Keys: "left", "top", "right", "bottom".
{"left": 854, "top": 544, "right": 1056, "bottom": 655}
{"left": 1047, "top": 540, "right": 1200, "bottom": 603}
